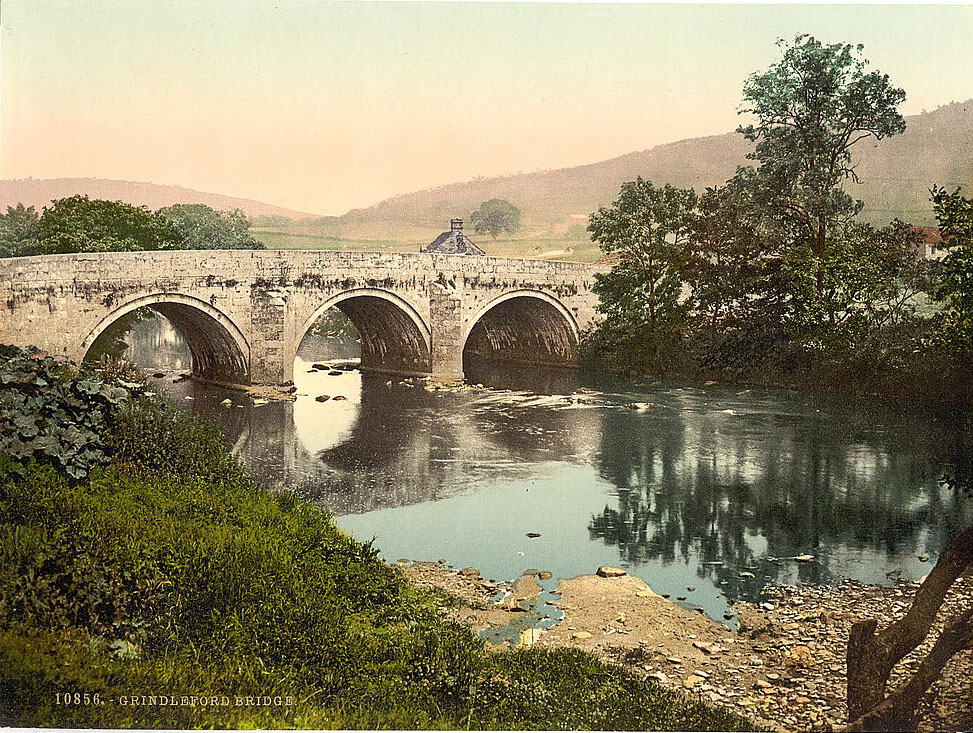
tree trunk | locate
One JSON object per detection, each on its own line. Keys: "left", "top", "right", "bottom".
{"left": 844, "top": 523, "right": 973, "bottom": 729}
{"left": 844, "top": 608, "right": 973, "bottom": 731}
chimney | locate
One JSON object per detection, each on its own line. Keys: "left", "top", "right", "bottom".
{"left": 450, "top": 219, "right": 463, "bottom": 234}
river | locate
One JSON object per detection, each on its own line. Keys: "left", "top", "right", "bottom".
{"left": 94, "top": 310, "right": 973, "bottom": 626}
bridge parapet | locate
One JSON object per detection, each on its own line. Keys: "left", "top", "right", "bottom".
{"left": 0, "top": 250, "right": 604, "bottom": 384}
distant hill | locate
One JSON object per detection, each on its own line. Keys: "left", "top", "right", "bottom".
{"left": 328, "top": 99, "right": 973, "bottom": 237}
{"left": 0, "top": 178, "right": 321, "bottom": 221}
{"left": 3, "top": 100, "right": 969, "bottom": 246}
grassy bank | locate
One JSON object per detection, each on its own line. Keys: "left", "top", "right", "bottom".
{"left": 0, "top": 349, "right": 755, "bottom": 730}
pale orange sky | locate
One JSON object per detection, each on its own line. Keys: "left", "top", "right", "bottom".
{"left": 2, "top": 1, "right": 972, "bottom": 215}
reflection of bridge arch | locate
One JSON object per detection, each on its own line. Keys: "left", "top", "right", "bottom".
{"left": 463, "top": 289, "right": 580, "bottom": 369}
{"left": 297, "top": 288, "right": 433, "bottom": 375}
{"left": 80, "top": 293, "right": 250, "bottom": 383}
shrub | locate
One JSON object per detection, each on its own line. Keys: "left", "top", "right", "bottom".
{"left": 0, "top": 346, "right": 129, "bottom": 479}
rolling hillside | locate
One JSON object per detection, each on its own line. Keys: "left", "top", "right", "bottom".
{"left": 329, "top": 100, "right": 972, "bottom": 239}
{"left": 0, "top": 178, "right": 319, "bottom": 221}
{"left": 3, "top": 100, "right": 970, "bottom": 260}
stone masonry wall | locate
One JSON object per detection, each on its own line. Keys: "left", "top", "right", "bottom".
{"left": 0, "top": 251, "right": 602, "bottom": 384}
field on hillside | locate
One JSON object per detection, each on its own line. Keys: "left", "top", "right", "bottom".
{"left": 251, "top": 225, "right": 602, "bottom": 262}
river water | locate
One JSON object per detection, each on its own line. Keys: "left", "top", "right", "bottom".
{"left": 98, "top": 311, "right": 972, "bottom": 626}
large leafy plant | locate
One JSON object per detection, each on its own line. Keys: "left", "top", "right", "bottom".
{"left": 0, "top": 345, "right": 129, "bottom": 479}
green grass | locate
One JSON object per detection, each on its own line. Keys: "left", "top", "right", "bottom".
{"left": 0, "top": 385, "right": 757, "bottom": 729}
{"left": 251, "top": 225, "right": 602, "bottom": 262}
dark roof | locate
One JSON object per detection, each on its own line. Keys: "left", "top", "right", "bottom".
{"left": 911, "top": 226, "right": 943, "bottom": 246}
{"left": 422, "top": 220, "right": 485, "bottom": 255}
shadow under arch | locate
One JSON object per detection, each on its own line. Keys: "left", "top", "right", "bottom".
{"left": 463, "top": 290, "right": 580, "bottom": 371}
{"left": 81, "top": 293, "right": 250, "bottom": 383}
{"left": 298, "top": 288, "right": 432, "bottom": 375}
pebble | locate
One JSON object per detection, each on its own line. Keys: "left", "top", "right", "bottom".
{"left": 572, "top": 631, "right": 592, "bottom": 640}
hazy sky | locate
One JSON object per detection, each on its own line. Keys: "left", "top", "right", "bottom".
{"left": 2, "top": 1, "right": 972, "bottom": 215}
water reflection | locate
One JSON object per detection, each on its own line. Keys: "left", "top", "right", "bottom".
{"left": 93, "top": 312, "right": 972, "bottom": 622}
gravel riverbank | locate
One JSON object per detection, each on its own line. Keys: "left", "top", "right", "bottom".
{"left": 401, "top": 561, "right": 973, "bottom": 732}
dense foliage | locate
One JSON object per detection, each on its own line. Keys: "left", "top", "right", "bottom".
{"left": 582, "top": 36, "right": 963, "bottom": 399}
{"left": 0, "top": 204, "right": 40, "bottom": 257}
{"left": 29, "top": 196, "right": 183, "bottom": 255}
{"left": 0, "top": 350, "right": 754, "bottom": 730}
{"left": 157, "top": 203, "right": 264, "bottom": 250}
{"left": 930, "top": 186, "right": 973, "bottom": 353}
{"left": 0, "top": 346, "right": 130, "bottom": 479}
{"left": 471, "top": 198, "right": 522, "bottom": 238}
{"left": 0, "top": 197, "right": 264, "bottom": 257}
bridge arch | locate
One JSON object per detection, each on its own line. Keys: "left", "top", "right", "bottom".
{"left": 463, "top": 289, "right": 580, "bottom": 370}
{"left": 80, "top": 293, "right": 251, "bottom": 384}
{"left": 297, "top": 288, "right": 432, "bottom": 375}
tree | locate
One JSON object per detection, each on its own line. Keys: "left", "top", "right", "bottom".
{"left": 682, "top": 185, "right": 782, "bottom": 329}
{"left": 780, "top": 220, "right": 929, "bottom": 350}
{"left": 930, "top": 186, "right": 973, "bottom": 353}
{"left": 843, "top": 521, "right": 973, "bottom": 731}
{"left": 583, "top": 179, "right": 696, "bottom": 369}
{"left": 0, "top": 204, "right": 40, "bottom": 258}
{"left": 31, "top": 196, "right": 182, "bottom": 255}
{"left": 157, "top": 204, "right": 264, "bottom": 250}
{"left": 679, "top": 185, "right": 788, "bottom": 369}
{"left": 470, "top": 199, "right": 521, "bottom": 238}
{"left": 737, "top": 35, "right": 907, "bottom": 322}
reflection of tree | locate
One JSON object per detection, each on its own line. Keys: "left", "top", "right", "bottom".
{"left": 589, "top": 393, "right": 973, "bottom": 601}
{"left": 85, "top": 308, "right": 191, "bottom": 372}
{"left": 83, "top": 310, "right": 146, "bottom": 363}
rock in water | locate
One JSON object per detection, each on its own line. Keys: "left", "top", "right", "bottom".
{"left": 315, "top": 395, "right": 331, "bottom": 402}
{"left": 333, "top": 395, "right": 347, "bottom": 401}
{"left": 526, "top": 532, "right": 541, "bottom": 538}
{"left": 596, "top": 566, "right": 626, "bottom": 578}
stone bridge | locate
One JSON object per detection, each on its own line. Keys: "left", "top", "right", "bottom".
{"left": 0, "top": 251, "right": 602, "bottom": 385}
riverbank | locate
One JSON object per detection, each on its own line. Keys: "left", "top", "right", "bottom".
{"left": 0, "top": 348, "right": 755, "bottom": 730}
{"left": 404, "top": 562, "right": 973, "bottom": 732}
